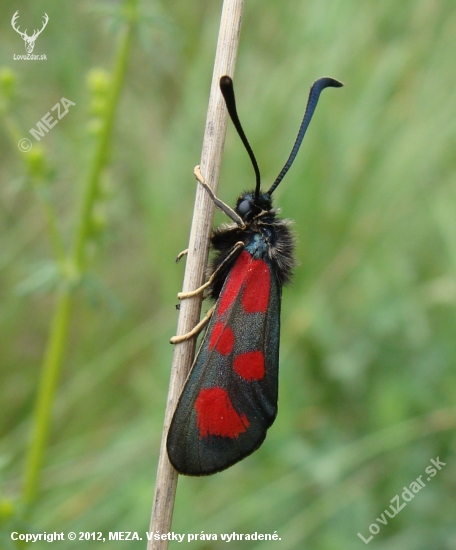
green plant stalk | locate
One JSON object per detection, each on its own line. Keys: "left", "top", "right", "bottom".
{"left": 22, "top": 1, "right": 136, "bottom": 507}
{"left": 73, "top": 6, "right": 136, "bottom": 270}
{"left": 22, "top": 287, "right": 72, "bottom": 505}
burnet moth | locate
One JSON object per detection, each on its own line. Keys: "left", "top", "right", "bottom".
{"left": 167, "top": 75, "right": 343, "bottom": 476}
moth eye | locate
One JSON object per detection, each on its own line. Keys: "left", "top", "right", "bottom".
{"left": 238, "top": 200, "right": 251, "bottom": 216}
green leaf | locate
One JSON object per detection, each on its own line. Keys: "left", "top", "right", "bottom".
{"left": 15, "top": 261, "right": 61, "bottom": 296}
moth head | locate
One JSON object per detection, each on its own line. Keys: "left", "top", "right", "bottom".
{"left": 235, "top": 191, "right": 272, "bottom": 221}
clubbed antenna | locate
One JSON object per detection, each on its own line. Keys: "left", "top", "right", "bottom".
{"left": 267, "top": 77, "right": 343, "bottom": 196}
{"left": 220, "top": 76, "right": 262, "bottom": 202}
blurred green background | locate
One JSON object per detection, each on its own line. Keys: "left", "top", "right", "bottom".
{"left": 1, "top": 0, "right": 456, "bottom": 548}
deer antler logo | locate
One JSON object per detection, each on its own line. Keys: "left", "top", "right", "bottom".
{"left": 11, "top": 11, "right": 49, "bottom": 54}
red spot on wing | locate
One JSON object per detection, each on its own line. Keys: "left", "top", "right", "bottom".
{"left": 233, "top": 351, "right": 265, "bottom": 381}
{"left": 218, "top": 251, "right": 251, "bottom": 315}
{"left": 195, "top": 387, "right": 249, "bottom": 438}
{"left": 242, "top": 259, "right": 270, "bottom": 313}
{"left": 209, "top": 322, "right": 234, "bottom": 355}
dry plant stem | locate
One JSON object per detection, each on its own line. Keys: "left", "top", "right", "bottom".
{"left": 193, "top": 165, "right": 245, "bottom": 227}
{"left": 169, "top": 305, "right": 216, "bottom": 345}
{"left": 147, "top": 1, "right": 245, "bottom": 548}
{"left": 176, "top": 241, "right": 244, "bottom": 300}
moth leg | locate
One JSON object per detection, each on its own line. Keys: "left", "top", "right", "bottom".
{"left": 175, "top": 249, "right": 188, "bottom": 263}
{"left": 170, "top": 305, "right": 215, "bottom": 344}
{"left": 177, "top": 241, "right": 244, "bottom": 300}
{"left": 194, "top": 165, "right": 246, "bottom": 229}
